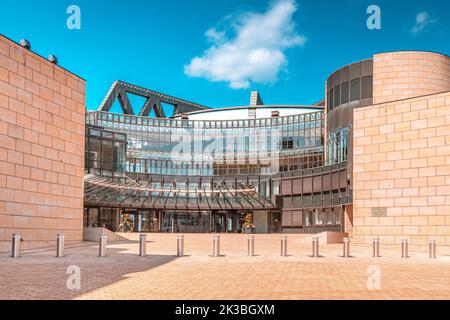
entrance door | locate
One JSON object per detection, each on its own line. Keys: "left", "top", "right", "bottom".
{"left": 161, "top": 211, "right": 175, "bottom": 233}
{"left": 271, "top": 211, "right": 282, "bottom": 233}
{"left": 149, "top": 211, "right": 160, "bottom": 232}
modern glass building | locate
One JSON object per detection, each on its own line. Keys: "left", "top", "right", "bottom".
{"left": 2, "top": 33, "right": 449, "bottom": 253}
{"left": 82, "top": 54, "right": 391, "bottom": 236}
{"left": 83, "top": 80, "right": 352, "bottom": 234}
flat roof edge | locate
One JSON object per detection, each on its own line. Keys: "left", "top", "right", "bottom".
{"left": 0, "top": 33, "right": 86, "bottom": 81}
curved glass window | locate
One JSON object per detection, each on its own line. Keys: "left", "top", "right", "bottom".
{"left": 86, "top": 111, "right": 325, "bottom": 176}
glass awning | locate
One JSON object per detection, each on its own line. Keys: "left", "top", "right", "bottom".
{"left": 84, "top": 174, "right": 276, "bottom": 210}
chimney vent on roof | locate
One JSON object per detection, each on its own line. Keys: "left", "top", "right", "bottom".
{"left": 20, "top": 39, "right": 31, "bottom": 50}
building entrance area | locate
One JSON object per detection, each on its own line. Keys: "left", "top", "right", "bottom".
{"left": 161, "top": 210, "right": 247, "bottom": 233}
{"left": 84, "top": 207, "right": 268, "bottom": 233}
{"left": 84, "top": 207, "right": 161, "bottom": 232}
{"left": 119, "top": 210, "right": 159, "bottom": 232}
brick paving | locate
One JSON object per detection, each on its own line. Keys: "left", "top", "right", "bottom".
{"left": 1, "top": 233, "right": 450, "bottom": 299}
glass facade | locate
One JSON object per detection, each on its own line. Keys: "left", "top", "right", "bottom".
{"left": 83, "top": 89, "right": 355, "bottom": 234}
{"left": 326, "top": 127, "right": 349, "bottom": 165}
{"left": 85, "top": 125, "right": 127, "bottom": 175}
{"left": 86, "top": 110, "right": 325, "bottom": 176}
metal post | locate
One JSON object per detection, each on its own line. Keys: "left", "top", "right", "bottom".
{"left": 139, "top": 234, "right": 146, "bottom": 257}
{"left": 401, "top": 238, "right": 409, "bottom": 258}
{"left": 247, "top": 235, "right": 255, "bottom": 256}
{"left": 372, "top": 237, "right": 380, "bottom": 257}
{"left": 11, "top": 234, "right": 21, "bottom": 258}
{"left": 343, "top": 237, "right": 350, "bottom": 258}
{"left": 429, "top": 240, "right": 437, "bottom": 259}
{"left": 177, "top": 235, "right": 184, "bottom": 257}
{"left": 312, "top": 237, "right": 319, "bottom": 257}
{"left": 56, "top": 233, "right": 65, "bottom": 258}
{"left": 99, "top": 233, "right": 107, "bottom": 257}
{"left": 280, "top": 236, "right": 288, "bottom": 257}
{"left": 213, "top": 234, "right": 220, "bottom": 257}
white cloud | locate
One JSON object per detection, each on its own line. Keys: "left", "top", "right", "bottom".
{"left": 205, "top": 28, "right": 226, "bottom": 43}
{"left": 410, "top": 11, "right": 435, "bottom": 34}
{"left": 184, "top": 0, "right": 305, "bottom": 89}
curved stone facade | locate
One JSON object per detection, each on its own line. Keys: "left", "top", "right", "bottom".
{"left": 373, "top": 51, "right": 450, "bottom": 104}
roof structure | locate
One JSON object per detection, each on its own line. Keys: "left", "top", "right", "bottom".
{"left": 98, "top": 81, "right": 210, "bottom": 117}
{"left": 84, "top": 175, "right": 276, "bottom": 211}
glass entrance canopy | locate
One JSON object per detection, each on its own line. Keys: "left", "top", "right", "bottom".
{"left": 84, "top": 174, "right": 275, "bottom": 211}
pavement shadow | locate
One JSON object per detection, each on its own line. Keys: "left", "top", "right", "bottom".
{"left": 0, "top": 244, "right": 178, "bottom": 300}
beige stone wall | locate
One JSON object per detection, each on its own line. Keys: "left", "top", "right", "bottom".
{"left": 373, "top": 51, "right": 450, "bottom": 104}
{"left": 353, "top": 91, "right": 450, "bottom": 252}
{"left": 0, "top": 35, "right": 85, "bottom": 252}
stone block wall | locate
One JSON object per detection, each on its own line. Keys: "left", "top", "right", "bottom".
{"left": 0, "top": 35, "right": 85, "bottom": 252}
{"left": 353, "top": 91, "right": 450, "bottom": 253}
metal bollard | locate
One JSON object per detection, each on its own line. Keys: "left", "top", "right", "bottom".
{"left": 139, "top": 234, "right": 147, "bottom": 257}
{"left": 11, "top": 234, "right": 21, "bottom": 258}
{"left": 312, "top": 237, "right": 319, "bottom": 257}
{"left": 280, "top": 236, "right": 288, "bottom": 257}
{"left": 372, "top": 238, "right": 380, "bottom": 257}
{"left": 429, "top": 240, "right": 437, "bottom": 259}
{"left": 342, "top": 237, "right": 350, "bottom": 258}
{"left": 56, "top": 233, "right": 65, "bottom": 258}
{"left": 401, "top": 238, "right": 409, "bottom": 258}
{"left": 98, "top": 233, "right": 107, "bottom": 257}
{"left": 177, "top": 235, "right": 184, "bottom": 257}
{"left": 247, "top": 235, "right": 255, "bottom": 256}
{"left": 212, "top": 234, "right": 220, "bottom": 257}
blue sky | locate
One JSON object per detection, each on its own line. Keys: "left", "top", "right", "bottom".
{"left": 1, "top": 0, "right": 449, "bottom": 112}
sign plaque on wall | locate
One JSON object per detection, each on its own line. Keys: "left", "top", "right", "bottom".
{"left": 371, "top": 207, "right": 387, "bottom": 217}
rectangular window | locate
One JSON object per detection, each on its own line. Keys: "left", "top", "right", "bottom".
{"left": 329, "top": 88, "right": 334, "bottom": 109}
{"left": 314, "top": 209, "right": 324, "bottom": 226}
{"left": 335, "top": 209, "right": 341, "bottom": 225}
{"left": 334, "top": 85, "right": 340, "bottom": 107}
{"left": 341, "top": 81, "right": 349, "bottom": 104}
{"left": 350, "top": 78, "right": 360, "bottom": 102}
{"left": 326, "top": 210, "right": 334, "bottom": 225}
{"left": 101, "top": 140, "right": 114, "bottom": 171}
{"left": 327, "top": 90, "right": 332, "bottom": 110}
{"left": 303, "top": 210, "right": 313, "bottom": 227}
{"left": 361, "top": 76, "right": 373, "bottom": 99}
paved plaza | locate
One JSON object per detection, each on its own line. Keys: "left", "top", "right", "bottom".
{"left": 1, "top": 233, "right": 450, "bottom": 300}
